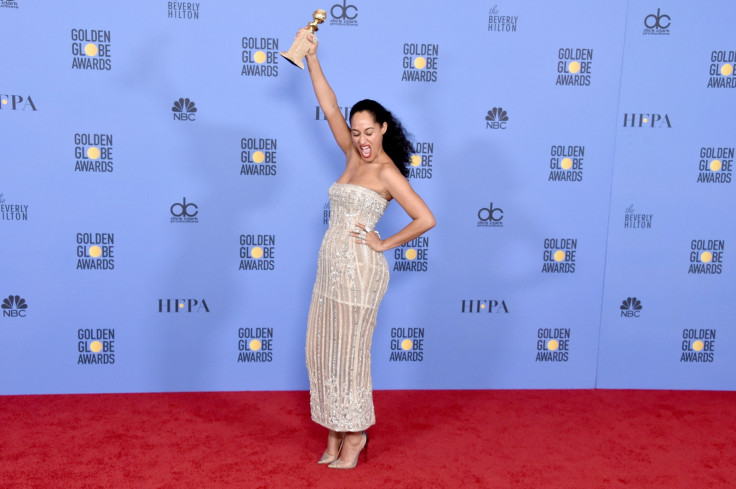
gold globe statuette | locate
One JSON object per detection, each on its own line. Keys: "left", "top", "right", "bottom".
{"left": 280, "top": 9, "right": 327, "bottom": 69}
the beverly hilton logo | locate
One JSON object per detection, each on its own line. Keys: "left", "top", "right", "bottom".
{"left": 0, "top": 193, "right": 29, "bottom": 221}
{"left": 169, "top": 2, "right": 199, "bottom": 19}
{"left": 488, "top": 5, "right": 518, "bottom": 32}
{"left": 624, "top": 204, "right": 653, "bottom": 229}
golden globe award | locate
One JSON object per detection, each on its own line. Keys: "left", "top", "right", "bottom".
{"left": 280, "top": 9, "right": 327, "bottom": 69}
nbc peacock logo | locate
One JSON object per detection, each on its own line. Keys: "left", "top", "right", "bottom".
{"left": 172, "top": 98, "right": 197, "bottom": 121}
{"left": 485, "top": 107, "right": 508, "bottom": 130}
{"left": 620, "top": 297, "right": 642, "bottom": 318}
{"left": 2, "top": 295, "right": 28, "bottom": 318}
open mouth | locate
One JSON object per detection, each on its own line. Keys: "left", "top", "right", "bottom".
{"left": 360, "top": 145, "right": 372, "bottom": 158}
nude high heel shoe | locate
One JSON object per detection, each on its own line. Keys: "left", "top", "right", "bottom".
{"left": 317, "top": 437, "right": 344, "bottom": 464}
{"left": 328, "top": 431, "right": 368, "bottom": 469}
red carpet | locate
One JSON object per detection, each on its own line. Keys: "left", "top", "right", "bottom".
{"left": 1, "top": 390, "right": 734, "bottom": 488}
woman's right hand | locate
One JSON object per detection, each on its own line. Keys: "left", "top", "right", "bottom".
{"left": 296, "top": 28, "right": 318, "bottom": 56}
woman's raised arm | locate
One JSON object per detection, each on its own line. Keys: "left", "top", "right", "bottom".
{"left": 302, "top": 30, "right": 353, "bottom": 156}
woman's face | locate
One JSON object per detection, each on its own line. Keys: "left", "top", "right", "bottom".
{"left": 350, "top": 111, "right": 387, "bottom": 162}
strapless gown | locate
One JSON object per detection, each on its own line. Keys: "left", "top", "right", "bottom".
{"left": 306, "top": 182, "right": 390, "bottom": 431}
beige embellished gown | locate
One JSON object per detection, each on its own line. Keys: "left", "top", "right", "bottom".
{"left": 306, "top": 183, "right": 390, "bottom": 432}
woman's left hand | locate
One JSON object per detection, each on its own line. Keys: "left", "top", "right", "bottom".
{"left": 352, "top": 223, "right": 384, "bottom": 252}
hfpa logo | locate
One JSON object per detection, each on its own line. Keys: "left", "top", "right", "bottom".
{"left": 158, "top": 298, "right": 209, "bottom": 313}
{"left": 0, "top": 94, "right": 37, "bottom": 111}
{"left": 460, "top": 299, "right": 509, "bottom": 314}
{"left": 622, "top": 113, "right": 671, "bottom": 128}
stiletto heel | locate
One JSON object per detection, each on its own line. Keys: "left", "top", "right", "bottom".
{"left": 328, "top": 431, "right": 368, "bottom": 469}
{"left": 363, "top": 432, "right": 369, "bottom": 462}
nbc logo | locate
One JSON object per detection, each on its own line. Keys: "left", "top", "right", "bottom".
{"left": 172, "top": 98, "right": 197, "bottom": 121}
{"left": 485, "top": 107, "right": 508, "bottom": 129}
{"left": 2, "top": 295, "right": 28, "bottom": 317}
{"left": 620, "top": 297, "right": 642, "bottom": 318}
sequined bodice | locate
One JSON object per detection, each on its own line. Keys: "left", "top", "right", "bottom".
{"left": 327, "top": 183, "right": 388, "bottom": 234}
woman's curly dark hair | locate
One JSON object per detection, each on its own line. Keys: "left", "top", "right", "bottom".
{"left": 350, "top": 99, "right": 412, "bottom": 178}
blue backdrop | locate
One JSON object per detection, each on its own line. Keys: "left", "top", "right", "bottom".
{"left": 1, "top": 0, "right": 734, "bottom": 395}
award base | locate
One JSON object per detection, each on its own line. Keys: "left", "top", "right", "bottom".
{"left": 280, "top": 30, "right": 313, "bottom": 70}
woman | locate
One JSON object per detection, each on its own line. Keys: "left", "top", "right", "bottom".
{"left": 302, "top": 29, "right": 436, "bottom": 469}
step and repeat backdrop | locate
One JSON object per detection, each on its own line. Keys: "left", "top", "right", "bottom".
{"left": 1, "top": 1, "right": 734, "bottom": 395}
